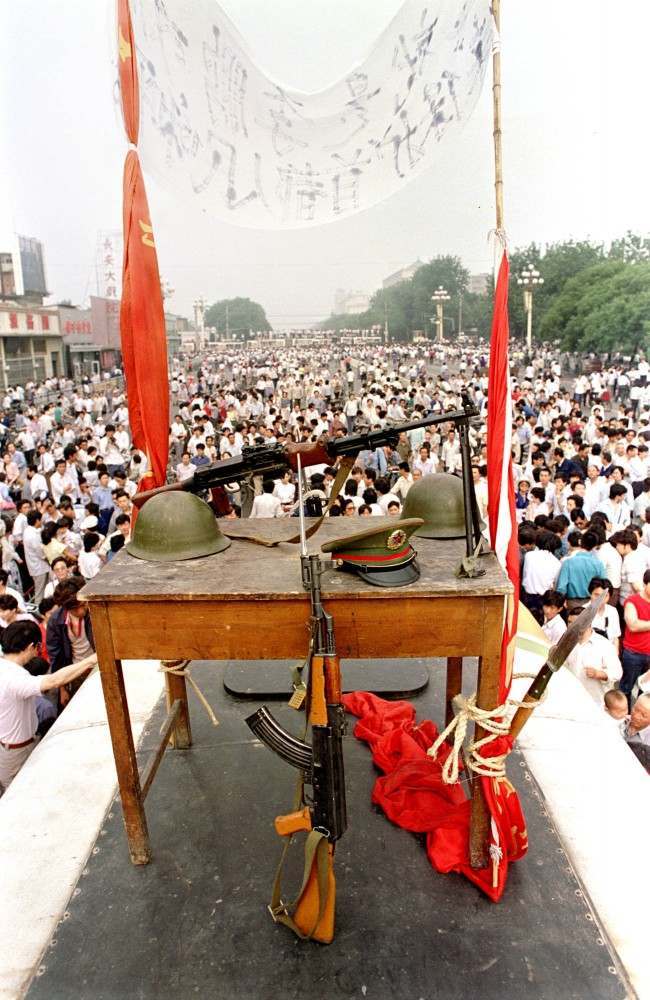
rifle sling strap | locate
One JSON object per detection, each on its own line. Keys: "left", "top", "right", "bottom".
{"left": 221, "top": 456, "right": 355, "bottom": 547}
{"left": 269, "top": 827, "right": 330, "bottom": 941}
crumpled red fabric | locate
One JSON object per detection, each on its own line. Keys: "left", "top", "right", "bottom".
{"left": 343, "top": 691, "right": 527, "bottom": 902}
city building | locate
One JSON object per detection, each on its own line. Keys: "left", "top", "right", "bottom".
{"left": 0, "top": 302, "right": 64, "bottom": 387}
{"left": 333, "top": 288, "right": 371, "bottom": 315}
{"left": 0, "top": 233, "right": 49, "bottom": 305}
{"left": 382, "top": 260, "right": 422, "bottom": 289}
{"left": 468, "top": 272, "right": 491, "bottom": 296}
{"left": 58, "top": 303, "right": 121, "bottom": 378}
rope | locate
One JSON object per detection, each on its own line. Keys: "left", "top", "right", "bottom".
{"left": 427, "top": 673, "right": 546, "bottom": 786}
{"left": 158, "top": 659, "right": 219, "bottom": 727}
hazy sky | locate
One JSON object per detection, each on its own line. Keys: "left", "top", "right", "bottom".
{"left": 1, "top": 0, "right": 649, "bottom": 327}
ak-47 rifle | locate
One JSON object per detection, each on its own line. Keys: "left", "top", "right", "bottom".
{"left": 245, "top": 456, "right": 346, "bottom": 943}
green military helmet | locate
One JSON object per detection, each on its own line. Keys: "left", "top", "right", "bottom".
{"left": 321, "top": 517, "right": 424, "bottom": 588}
{"left": 127, "top": 491, "right": 231, "bottom": 562}
{"left": 402, "top": 473, "right": 467, "bottom": 539}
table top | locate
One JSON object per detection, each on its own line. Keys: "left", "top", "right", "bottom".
{"left": 80, "top": 517, "right": 511, "bottom": 604}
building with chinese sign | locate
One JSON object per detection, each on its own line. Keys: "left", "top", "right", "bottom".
{"left": 0, "top": 303, "right": 64, "bottom": 388}
{"left": 58, "top": 302, "right": 121, "bottom": 378}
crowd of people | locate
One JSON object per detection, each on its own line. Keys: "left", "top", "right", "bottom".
{"left": 1, "top": 339, "right": 649, "bottom": 793}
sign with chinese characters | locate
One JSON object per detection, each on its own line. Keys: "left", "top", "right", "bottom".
{"left": 96, "top": 230, "right": 123, "bottom": 299}
{"left": 127, "top": 0, "right": 493, "bottom": 229}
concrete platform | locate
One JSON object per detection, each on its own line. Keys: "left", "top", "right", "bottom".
{"left": 25, "top": 660, "right": 631, "bottom": 1000}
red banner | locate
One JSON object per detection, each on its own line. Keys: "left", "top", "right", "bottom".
{"left": 117, "top": 0, "right": 169, "bottom": 490}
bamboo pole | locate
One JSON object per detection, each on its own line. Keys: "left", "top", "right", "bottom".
{"left": 492, "top": 0, "right": 504, "bottom": 235}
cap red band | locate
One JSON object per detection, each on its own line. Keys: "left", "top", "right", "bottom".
{"left": 337, "top": 545, "right": 412, "bottom": 564}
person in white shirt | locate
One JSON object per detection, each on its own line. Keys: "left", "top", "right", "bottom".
{"left": 11, "top": 501, "right": 31, "bottom": 546}
{"left": 541, "top": 590, "right": 567, "bottom": 644}
{"left": 441, "top": 430, "right": 461, "bottom": 474}
{"left": 0, "top": 620, "right": 96, "bottom": 791}
{"left": 250, "top": 482, "right": 283, "bottom": 518}
{"left": 412, "top": 446, "right": 438, "bottom": 477}
{"left": 272, "top": 471, "right": 295, "bottom": 512}
{"left": 176, "top": 452, "right": 197, "bottom": 483}
{"left": 0, "top": 571, "right": 25, "bottom": 612}
{"left": 564, "top": 609, "right": 622, "bottom": 705}
{"left": 598, "top": 485, "right": 631, "bottom": 529}
{"left": 633, "top": 479, "right": 650, "bottom": 519}
{"left": 78, "top": 532, "right": 104, "bottom": 580}
{"left": 613, "top": 530, "right": 647, "bottom": 604}
{"left": 583, "top": 466, "right": 606, "bottom": 517}
{"left": 22, "top": 511, "right": 50, "bottom": 603}
{"left": 392, "top": 464, "right": 413, "bottom": 502}
{"left": 49, "top": 459, "right": 76, "bottom": 506}
{"left": 521, "top": 531, "right": 561, "bottom": 611}
{"left": 587, "top": 578, "right": 622, "bottom": 653}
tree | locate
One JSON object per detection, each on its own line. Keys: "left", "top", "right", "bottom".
{"left": 609, "top": 231, "right": 650, "bottom": 264}
{"left": 204, "top": 297, "right": 272, "bottom": 335}
{"left": 540, "top": 260, "right": 650, "bottom": 355}
{"left": 508, "top": 240, "right": 604, "bottom": 341}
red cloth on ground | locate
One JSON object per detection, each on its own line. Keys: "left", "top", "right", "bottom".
{"left": 343, "top": 691, "right": 528, "bottom": 902}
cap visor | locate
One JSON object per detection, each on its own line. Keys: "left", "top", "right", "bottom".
{"left": 354, "top": 558, "right": 421, "bottom": 588}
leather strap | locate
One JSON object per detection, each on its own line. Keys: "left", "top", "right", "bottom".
{"left": 222, "top": 456, "right": 356, "bottom": 548}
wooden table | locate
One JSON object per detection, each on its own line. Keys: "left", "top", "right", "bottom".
{"left": 80, "top": 518, "right": 512, "bottom": 868}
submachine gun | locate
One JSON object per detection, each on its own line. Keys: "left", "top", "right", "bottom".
{"left": 133, "top": 395, "right": 484, "bottom": 564}
{"left": 245, "top": 456, "right": 347, "bottom": 943}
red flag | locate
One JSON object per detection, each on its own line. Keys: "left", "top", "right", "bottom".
{"left": 486, "top": 251, "right": 520, "bottom": 698}
{"left": 117, "top": 0, "right": 169, "bottom": 489}
{"left": 471, "top": 250, "right": 527, "bottom": 898}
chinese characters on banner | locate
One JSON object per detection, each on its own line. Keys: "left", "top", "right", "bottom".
{"left": 127, "top": 0, "right": 493, "bottom": 229}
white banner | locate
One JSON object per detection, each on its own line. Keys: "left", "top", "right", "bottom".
{"left": 128, "top": 0, "right": 493, "bottom": 229}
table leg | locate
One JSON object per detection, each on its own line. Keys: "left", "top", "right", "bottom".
{"left": 91, "top": 602, "right": 151, "bottom": 865}
{"left": 445, "top": 657, "right": 463, "bottom": 727}
{"left": 469, "top": 598, "right": 504, "bottom": 869}
{"left": 162, "top": 660, "right": 192, "bottom": 749}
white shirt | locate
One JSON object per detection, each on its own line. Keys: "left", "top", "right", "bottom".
{"left": 591, "top": 603, "right": 621, "bottom": 643}
{"left": 566, "top": 633, "right": 622, "bottom": 704}
{"left": 176, "top": 461, "right": 197, "bottom": 483}
{"left": 522, "top": 549, "right": 560, "bottom": 595}
{"left": 0, "top": 587, "right": 26, "bottom": 613}
{"left": 620, "top": 549, "right": 647, "bottom": 602}
{"left": 78, "top": 550, "right": 102, "bottom": 580}
{"left": 28, "top": 472, "right": 48, "bottom": 499}
{"left": 0, "top": 656, "right": 42, "bottom": 743}
{"left": 22, "top": 525, "right": 49, "bottom": 578}
{"left": 597, "top": 543, "right": 622, "bottom": 588}
{"left": 11, "top": 512, "right": 28, "bottom": 543}
{"left": 273, "top": 481, "right": 295, "bottom": 504}
{"left": 542, "top": 614, "right": 566, "bottom": 644}
{"left": 250, "top": 493, "right": 283, "bottom": 518}
{"left": 49, "top": 470, "right": 76, "bottom": 505}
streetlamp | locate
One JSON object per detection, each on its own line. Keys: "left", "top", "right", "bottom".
{"left": 517, "top": 265, "right": 544, "bottom": 354}
{"left": 431, "top": 286, "right": 450, "bottom": 344}
{"left": 193, "top": 297, "right": 206, "bottom": 350}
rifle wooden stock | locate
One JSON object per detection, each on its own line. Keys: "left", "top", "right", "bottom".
{"left": 308, "top": 656, "right": 328, "bottom": 727}
{"left": 133, "top": 478, "right": 190, "bottom": 508}
{"left": 291, "top": 841, "right": 336, "bottom": 944}
{"left": 324, "top": 654, "right": 342, "bottom": 704}
{"left": 285, "top": 438, "right": 335, "bottom": 470}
